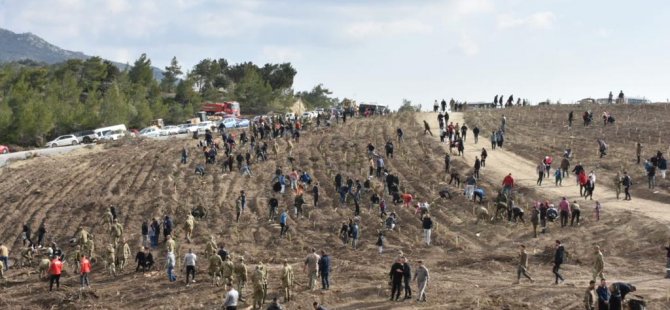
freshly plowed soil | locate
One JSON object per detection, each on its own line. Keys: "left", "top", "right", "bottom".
{"left": 0, "top": 111, "right": 668, "bottom": 310}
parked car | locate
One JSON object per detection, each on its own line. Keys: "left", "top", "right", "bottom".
{"left": 162, "top": 125, "right": 180, "bottom": 135}
{"left": 236, "top": 118, "right": 250, "bottom": 128}
{"left": 285, "top": 112, "right": 296, "bottom": 121}
{"left": 139, "top": 127, "right": 162, "bottom": 138}
{"left": 301, "top": 112, "right": 314, "bottom": 119}
{"left": 0, "top": 145, "right": 9, "bottom": 154}
{"left": 74, "top": 130, "right": 97, "bottom": 143}
{"left": 100, "top": 129, "right": 126, "bottom": 141}
{"left": 197, "top": 121, "right": 215, "bottom": 134}
{"left": 219, "top": 118, "right": 238, "bottom": 129}
{"left": 179, "top": 123, "right": 199, "bottom": 134}
{"left": 46, "top": 135, "right": 79, "bottom": 147}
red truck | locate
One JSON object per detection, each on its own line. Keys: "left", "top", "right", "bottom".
{"left": 201, "top": 101, "right": 241, "bottom": 117}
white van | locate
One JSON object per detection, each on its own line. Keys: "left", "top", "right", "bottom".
{"left": 94, "top": 124, "right": 127, "bottom": 140}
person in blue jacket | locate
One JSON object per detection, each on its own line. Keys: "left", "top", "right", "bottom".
{"left": 596, "top": 279, "right": 611, "bottom": 309}
{"left": 279, "top": 210, "right": 288, "bottom": 238}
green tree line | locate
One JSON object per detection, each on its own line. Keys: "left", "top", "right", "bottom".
{"left": 0, "top": 54, "right": 339, "bottom": 146}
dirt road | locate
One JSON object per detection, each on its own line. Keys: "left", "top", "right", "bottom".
{"left": 418, "top": 112, "right": 670, "bottom": 223}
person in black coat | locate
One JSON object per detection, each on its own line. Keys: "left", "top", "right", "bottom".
{"left": 553, "top": 240, "right": 565, "bottom": 284}
{"left": 610, "top": 282, "right": 636, "bottom": 309}
{"left": 402, "top": 257, "right": 412, "bottom": 299}
{"left": 389, "top": 258, "right": 405, "bottom": 301}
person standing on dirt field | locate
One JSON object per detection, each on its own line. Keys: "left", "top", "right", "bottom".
{"left": 568, "top": 111, "right": 574, "bottom": 128}
{"left": 181, "top": 146, "right": 188, "bottom": 164}
{"left": 536, "top": 162, "right": 545, "bottom": 186}
{"left": 318, "top": 250, "right": 331, "bottom": 290}
{"left": 530, "top": 206, "right": 540, "bottom": 238}
{"left": 304, "top": 248, "right": 320, "bottom": 291}
{"left": 514, "top": 245, "right": 534, "bottom": 284}
{"left": 163, "top": 216, "right": 173, "bottom": 243}
{"left": 622, "top": 171, "right": 633, "bottom": 200}
{"left": 397, "top": 127, "right": 404, "bottom": 143}
{"left": 389, "top": 257, "right": 404, "bottom": 301}
{"left": 474, "top": 157, "right": 481, "bottom": 179}
{"left": 636, "top": 142, "right": 642, "bottom": 164}
{"left": 423, "top": 120, "right": 433, "bottom": 136}
{"left": 592, "top": 245, "right": 605, "bottom": 281}
{"left": 48, "top": 255, "right": 63, "bottom": 291}
{"left": 553, "top": 240, "right": 566, "bottom": 284}
{"left": 570, "top": 201, "right": 581, "bottom": 226}
{"left": 473, "top": 126, "right": 480, "bottom": 144}
{"left": 596, "top": 279, "right": 611, "bottom": 309}
{"left": 441, "top": 99, "right": 447, "bottom": 112}
{"left": 460, "top": 124, "right": 468, "bottom": 142}
{"left": 80, "top": 254, "right": 91, "bottom": 288}
{"left": 422, "top": 215, "right": 433, "bottom": 246}
{"left": 584, "top": 280, "right": 596, "bottom": 310}
{"left": 560, "top": 157, "right": 570, "bottom": 178}
{"left": 558, "top": 197, "right": 570, "bottom": 227}
{"left": 234, "top": 257, "right": 247, "bottom": 300}
{"left": 490, "top": 131, "right": 497, "bottom": 150}
{"left": 402, "top": 257, "right": 412, "bottom": 300}
{"left": 281, "top": 259, "right": 294, "bottom": 302}
{"left": 433, "top": 100, "right": 438, "bottom": 112}
{"left": 502, "top": 173, "right": 514, "bottom": 195}
{"left": 183, "top": 248, "right": 197, "bottom": 285}
{"left": 279, "top": 209, "right": 288, "bottom": 238}
{"left": 413, "top": 260, "right": 429, "bottom": 302}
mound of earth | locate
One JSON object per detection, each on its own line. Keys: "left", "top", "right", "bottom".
{"left": 0, "top": 111, "right": 667, "bottom": 309}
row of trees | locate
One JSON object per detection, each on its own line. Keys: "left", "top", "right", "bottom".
{"left": 0, "top": 54, "right": 339, "bottom": 146}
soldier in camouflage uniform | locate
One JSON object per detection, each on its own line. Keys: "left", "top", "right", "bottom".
{"left": 208, "top": 253, "right": 223, "bottom": 286}
{"left": 84, "top": 238, "right": 95, "bottom": 262}
{"left": 184, "top": 214, "right": 195, "bottom": 243}
{"left": 221, "top": 254, "right": 235, "bottom": 290}
{"left": 252, "top": 265, "right": 266, "bottom": 309}
{"left": 235, "top": 256, "right": 248, "bottom": 301}
{"left": 71, "top": 245, "right": 82, "bottom": 273}
{"left": 110, "top": 219, "right": 124, "bottom": 247}
{"left": 105, "top": 243, "right": 117, "bottom": 277}
{"left": 116, "top": 239, "right": 131, "bottom": 270}
{"left": 75, "top": 226, "right": 89, "bottom": 247}
{"left": 204, "top": 236, "right": 217, "bottom": 258}
{"left": 281, "top": 259, "right": 294, "bottom": 302}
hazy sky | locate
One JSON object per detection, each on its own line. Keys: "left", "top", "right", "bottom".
{"left": 2, "top": 0, "right": 669, "bottom": 108}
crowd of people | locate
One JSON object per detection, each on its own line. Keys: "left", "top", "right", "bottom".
{"left": 1, "top": 99, "right": 666, "bottom": 310}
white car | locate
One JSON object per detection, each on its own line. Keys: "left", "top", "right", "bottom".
{"left": 301, "top": 112, "right": 314, "bottom": 119}
{"left": 219, "top": 118, "right": 238, "bottom": 129}
{"left": 139, "top": 127, "right": 162, "bottom": 138}
{"left": 47, "top": 135, "right": 79, "bottom": 147}
{"left": 100, "top": 129, "right": 126, "bottom": 141}
{"left": 161, "top": 125, "right": 180, "bottom": 136}
{"left": 178, "top": 124, "right": 198, "bottom": 134}
{"left": 197, "top": 121, "right": 215, "bottom": 133}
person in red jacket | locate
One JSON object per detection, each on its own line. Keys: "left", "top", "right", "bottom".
{"left": 80, "top": 255, "right": 92, "bottom": 288}
{"left": 400, "top": 193, "right": 413, "bottom": 208}
{"left": 49, "top": 256, "right": 63, "bottom": 291}
{"left": 502, "top": 173, "right": 514, "bottom": 195}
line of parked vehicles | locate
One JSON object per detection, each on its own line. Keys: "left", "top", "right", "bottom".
{"left": 1, "top": 107, "right": 336, "bottom": 153}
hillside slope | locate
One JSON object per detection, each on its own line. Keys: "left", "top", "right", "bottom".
{"left": 0, "top": 27, "right": 163, "bottom": 79}
{"left": 0, "top": 113, "right": 668, "bottom": 309}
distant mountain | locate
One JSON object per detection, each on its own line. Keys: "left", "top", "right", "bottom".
{"left": 0, "top": 27, "right": 163, "bottom": 79}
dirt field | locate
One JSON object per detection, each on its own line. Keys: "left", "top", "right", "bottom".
{"left": 464, "top": 104, "right": 670, "bottom": 203}
{"left": 0, "top": 111, "right": 669, "bottom": 309}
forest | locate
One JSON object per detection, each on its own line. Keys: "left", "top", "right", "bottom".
{"left": 0, "top": 54, "right": 338, "bottom": 146}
